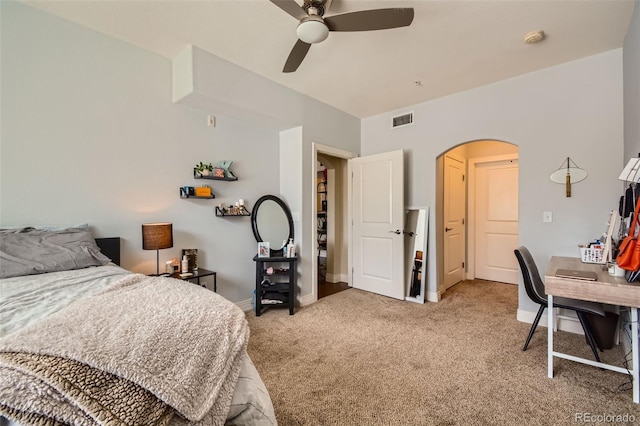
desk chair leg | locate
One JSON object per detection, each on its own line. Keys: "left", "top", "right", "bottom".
{"left": 524, "top": 305, "right": 546, "bottom": 351}
{"left": 576, "top": 312, "right": 601, "bottom": 363}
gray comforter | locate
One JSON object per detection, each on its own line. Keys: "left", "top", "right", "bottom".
{"left": 0, "top": 274, "right": 249, "bottom": 425}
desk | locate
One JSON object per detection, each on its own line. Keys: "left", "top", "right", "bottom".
{"left": 545, "top": 256, "right": 640, "bottom": 403}
{"left": 170, "top": 268, "right": 217, "bottom": 292}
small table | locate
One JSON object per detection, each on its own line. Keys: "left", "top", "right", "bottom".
{"left": 170, "top": 268, "right": 217, "bottom": 292}
{"left": 253, "top": 255, "right": 297, "bottom": 316}
{"left": 545, "top": 256, "right": 640, "bottom": 403}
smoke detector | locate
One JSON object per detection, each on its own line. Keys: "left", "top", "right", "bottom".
{"left": 524, "top": 30, "right": 545, "bottom": 44}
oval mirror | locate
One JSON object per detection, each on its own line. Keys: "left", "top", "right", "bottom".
{"left": 251, "top": 195, "right": 294, "bottom": 256}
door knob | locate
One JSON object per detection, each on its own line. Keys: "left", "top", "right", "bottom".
{"left": 389, "top": 229, "right": 401, "bottom": 235}
{"left": 445, "top": 227, "right": 453, "bottom": 232}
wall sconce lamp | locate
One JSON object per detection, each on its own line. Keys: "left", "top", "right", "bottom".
{"left": 142, "top": 222, "right": 173, "bottom": 275}
{"left": 549, "top": 157, "right": 587, "bottom": 197}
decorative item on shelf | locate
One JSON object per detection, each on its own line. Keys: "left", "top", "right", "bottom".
{"left": 170, "top": 258, "right": 180, "bottom": 272}
{"left": 194, "top": 185, "right": 211, "bottom": 197}
{"left": 215, "top": 199, "right": 251, "bottom": 217}
{"left": 286, "top": 238, "right": 296, "bottom": 258}
{"left": 549, "top": 157, "right": 587, "bottom": 198}
{"left": 181, "top": 249, "right": 198, "bottom": 271}
{"left": 180, "top": 186, "right": 195, "bottom": 197}
{"left": 258, "top": 242, "right": 270, "bottom": 258}
{"left": 142, "top": 222, "right": 173, "bottom": 276}
{"left": 216, "top": 160, "right": 236, "bottom": 179}
{"left": 194, "top": 162, "right": 213, "bottom": 177}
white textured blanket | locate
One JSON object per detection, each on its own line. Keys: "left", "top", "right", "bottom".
{"left": 0, "top": 274, "right": 249, "bottom": 425}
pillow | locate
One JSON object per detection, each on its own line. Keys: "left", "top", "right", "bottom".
{"left": 0, "top": 227, "right": 111, "bottom": 279}
{"left": 0, "top": 224, "right": 89, "bottom": 233}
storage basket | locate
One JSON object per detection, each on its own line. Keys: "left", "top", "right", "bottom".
{"left": 580, "top": 247, "right": 603, "bottom": 264}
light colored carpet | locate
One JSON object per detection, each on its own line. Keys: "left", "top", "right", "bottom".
{"left": 246, "top": 280, "right": 638, "bottom": 425}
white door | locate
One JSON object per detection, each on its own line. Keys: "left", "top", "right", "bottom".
{"left": 475, "top": 159, "right": 519, "bottom": 284}
{"left": 443, "top": 154, "right": 466, "bottom": 289}
{"left": 351, "top": 150, "right": 404, "bottom": 300}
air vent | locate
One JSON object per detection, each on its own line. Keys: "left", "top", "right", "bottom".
{"left": 392, "top": 112, "right": 413, "bottom": 128}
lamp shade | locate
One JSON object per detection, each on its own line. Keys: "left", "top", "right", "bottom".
{"left": 142, "top": 223, "right": 173, "bottom": 250}
{"left": 297, "top": 17, "right": 329, "bottom": 44}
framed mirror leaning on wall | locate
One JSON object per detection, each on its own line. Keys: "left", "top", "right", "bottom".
{"left": 251, "top": 195, "right": 294, "bottom": 257}
{"left": 404, "top": 207, "right": 429, "bottom": 303}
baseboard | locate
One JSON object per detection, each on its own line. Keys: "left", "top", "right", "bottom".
{"left": 325, "top": 272, "right": 348, "bottom": 283}
{"left": 517, "top": 308, "right": 584, "bottom": 335}
{"left": 299, "top": 292, "right": 315, "bottom": 307}
{"left": 236, "top": 298, "right": 253, "bottom": 312}
{"left": 426, "top": 290, "right": 441, "bottom": 302}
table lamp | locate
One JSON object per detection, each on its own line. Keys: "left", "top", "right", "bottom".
{"left": 142, "top": 222, "right": 173, "bottom": 275}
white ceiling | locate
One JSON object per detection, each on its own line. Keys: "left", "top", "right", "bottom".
{"left": 22, "top": 0, "right": 635, "bottom": 118}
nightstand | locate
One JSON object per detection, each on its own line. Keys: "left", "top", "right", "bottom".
{"left": 170, "top": 268, "right": 217, "bottom": 292}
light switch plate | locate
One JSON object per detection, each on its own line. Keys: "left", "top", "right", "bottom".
{"left": 543, "top": 211, "right": 552, "bottom": 223}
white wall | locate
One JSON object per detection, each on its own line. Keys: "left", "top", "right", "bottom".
{"left": 0, "top": 1, "right": 360, "bottom": 306}
{"left": 362, "top": 50, "right": 624, "bottom": 315}
{"left": 624, "top": 1, "right": 640, "bottom": 159}
{"left": 170, "top": 42, "right": 361, "bottom": 302}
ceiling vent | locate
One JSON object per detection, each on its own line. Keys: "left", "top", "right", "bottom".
{"left": 392, "top": 112, "right": 413, "bottom": 129}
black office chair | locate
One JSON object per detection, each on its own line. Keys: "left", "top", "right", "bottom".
{"left": 514, "top": 246, "right": 606, "bottom": 362}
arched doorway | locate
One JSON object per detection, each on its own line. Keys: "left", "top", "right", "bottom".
{"left": 436, "top": 140, "right": 519, "bottom": 296}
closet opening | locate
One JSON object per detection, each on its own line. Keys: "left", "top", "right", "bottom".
{"left": 316, "top": 155, "right": 349, "bottom": 299}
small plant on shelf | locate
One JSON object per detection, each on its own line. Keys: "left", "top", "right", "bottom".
{"left": 194, "top": 162, "right": 213, "bottom": 177}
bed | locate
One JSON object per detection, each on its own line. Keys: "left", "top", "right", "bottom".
{"left": 0, "top": 226, "right": 276, "bottom": 425}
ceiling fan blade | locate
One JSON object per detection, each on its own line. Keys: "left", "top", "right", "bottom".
{"left": 283, "top": 39, "right": 312, "bottom": 73}
{"left": 323, "top": 0, "right": 333, "bottom": 14}
{"left": 269, "top": 0, "right": 308, "bottom": 21}
{"left": 324, "top": 8, "right": 414, "bottom": 32}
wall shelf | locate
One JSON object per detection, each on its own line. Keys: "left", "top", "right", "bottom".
{"left": 215, "top": 206, "right": 250, "bottom": 217}
{"left": 180, "top": 187, "right": 215, "bottom": 199}
{"left": 194, "top": 174, "right": 238, "bottom": 182}
{"left": 181, "top": 194, "right": 215, "bottom": 199}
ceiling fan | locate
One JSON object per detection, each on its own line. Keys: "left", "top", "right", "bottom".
{"left": 270, "top": 0, "right": 414, "bottom": 73}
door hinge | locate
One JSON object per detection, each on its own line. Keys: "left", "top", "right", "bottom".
{"left": 462, "top": 262, "right": 465, "bottom": 268}
{"left": 462, "top": 218, "right": 465, "bottom": 225}
{"left": 462, "top": 175, "right": 465, "bottom": 181}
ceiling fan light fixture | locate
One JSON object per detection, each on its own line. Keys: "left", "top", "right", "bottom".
{"left": 297, "top": 17, "right": 329, "bottom": 44}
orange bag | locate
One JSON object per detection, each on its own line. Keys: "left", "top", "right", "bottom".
{"left": 617, "top": 196, "right": 640, "bottom": 271}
